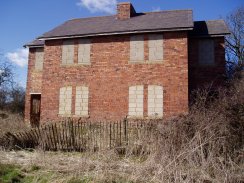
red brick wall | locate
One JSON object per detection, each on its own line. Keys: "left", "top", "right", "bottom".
{"left": 188, "top": 37, "right": 226, "bottom": 92}
{"left": 37, "top": 32, "right": 189, "bottom": 123}
{"left": 24, "top": 48, "right": 43, "bottom": 123}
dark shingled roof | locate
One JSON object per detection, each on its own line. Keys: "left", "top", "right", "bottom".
{"left": 24, "top": 11, "right": 230, "bottom": 47}
{"left": 38, "top": 10, "right": 194, "bottom": 39}
{"left": 24, "top": 39, "right": 44, "bottom": 47}
{"left": 190, "top": 20, "right": 230, "bottom": 37}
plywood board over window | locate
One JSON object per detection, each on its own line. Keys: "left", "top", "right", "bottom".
{"left": 35, "top": 48, "right": 44, "bottom": 70}
{"left": 148, "top": 34, "right": 163, "bottom": 62}
{"left": 128, "top": 85, "right": 143, "bottom": 117}
{"left": 198, "top": 39, "right": 215, "bottom": 66}
{"left": 59, "top": 86, "right": 72, "bottom": 116}
{"left": 62, "top": 40, "right": 74, "bottom": 65}
{"left": 78, "top": 39, "right": 91, "bottom": 65}
{"left": 130, "top": 35, "right": 144, "bottom": 63}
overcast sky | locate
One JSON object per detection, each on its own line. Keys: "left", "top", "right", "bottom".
{"left": 0, "top": 0, "right": 243, "bottom": 88}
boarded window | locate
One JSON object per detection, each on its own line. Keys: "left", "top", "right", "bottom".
{"left": 62, "top": 40, "right": 74, "bottom": 65}
{"left": 198, "top": 39, "right": 215, "bottom": 65}
{"left": 78, "top": 39, "right": 91, "bottom": 64}
{"left": 35, "top": 48, "right": 44, "bottom": 70}
{"left": 75, "top": 86, "right": 89, "bottom": 116}
{"left": 130, "top": 35, "right": 144, "bottom": 63}
{"left": 148, "top": 85, "right": 163, "bottom": 117}
{"left": 128, "top": 85, "right": 143, "bottom": 117}
{"left": 148, "top": 34, "right": 163, "bottom": 61}
{"left": 59, "top": 86, "right": 72, "bottom": 115}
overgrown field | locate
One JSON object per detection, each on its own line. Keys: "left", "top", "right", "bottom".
{"left": 0, "top": 78, "right": 243, "bottom": 183}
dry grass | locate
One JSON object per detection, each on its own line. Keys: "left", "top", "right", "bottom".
{"left": 0, "top": 150, "right": 138, "bottom": 182}
{"left": 0, "top": 78, "right": 243, "bottom": 182}
{"left": 0, "top": 111, "right": 27, "bottom": 138}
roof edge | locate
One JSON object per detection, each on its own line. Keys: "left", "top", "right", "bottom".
{"left": 189, "top": 33, "right": 230, "bottom": 38}
{"left": 38, "top": 27, "right": 194, "bottom": 40}
{"left": 143, "top": 9, "right": 193, "bottom": 14}
{"left": 191, "top": 19, "right": 231, "bottom": 37}
{"left": 23, "top": 39, "right": 45, "bottom": 48}
{"left": 24, "top": 45, "right": 44, "bottom": 48}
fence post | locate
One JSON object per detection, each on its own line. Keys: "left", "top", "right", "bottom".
{"left": 124, "top": 117, "right": 128, "bottom": 146}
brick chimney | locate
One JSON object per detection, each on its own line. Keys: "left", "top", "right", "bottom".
{"left": 117, "top": 2, "right": 136, "bottom": 20}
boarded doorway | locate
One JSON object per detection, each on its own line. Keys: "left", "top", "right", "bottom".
{"left": 30, "top": 94, "right": 41, "bottom": 127}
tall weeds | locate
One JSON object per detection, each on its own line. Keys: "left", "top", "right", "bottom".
{"left": 133, "top": 78, "right": 244, "bottom": 182}
{"left": 0, "top": 111, "right": 26, "bottom": 137}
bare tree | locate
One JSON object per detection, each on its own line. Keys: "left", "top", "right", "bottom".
{"left": 225, "top": 6, "right": 244, "bottom": 76}
{"left": 0, "top": 54, "right": 25, "bottom": 113}
{"left": 8, "top": 85, "right": 25, "bottom": 113}
{"left": 0, "top": 54, "right": 14, "bottom": 109}
{"left": 0, "top": 62, "right": 14, "bottom": 88}
{"left": 0, "top": 52, "right": 14, "bottom": 88}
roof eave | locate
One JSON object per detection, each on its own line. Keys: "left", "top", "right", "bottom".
{"left": 24, "top": 45, "right": 44, "bottom": 48}
{"left": 190, "top": 33, "right": 231, "bottom": 38}
{"left": 38, "top": 27, "right": 194, "bottom": 40}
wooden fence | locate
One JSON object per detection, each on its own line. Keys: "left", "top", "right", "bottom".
{"left": 0, "top": 119, "right": 158, "bottom": 152}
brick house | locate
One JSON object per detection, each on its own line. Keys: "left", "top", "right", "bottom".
{"left": 24, "top": 2, "right": 230, "bottom": 126}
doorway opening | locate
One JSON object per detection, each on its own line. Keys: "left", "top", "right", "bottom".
{"left": 30, "top": 94, "right": 41, "bottom": 127}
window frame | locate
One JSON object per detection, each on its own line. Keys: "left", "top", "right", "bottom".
{"left": 148, "top": 85, "right": 163, "bottom": 118}
{"left": 58, "top": 86, "right": 72, "bottom": 116}
{"left": 148, "top": 34, "right": 164, "bottom": 62}
{"left": 75, "top": 86, "right": 89, "bottom": 116}
{"left": 128, "top": 85, "right": 144, "bottom": 117}
{"left": 78, "top": 39, "right": 91, "bottom": 65}
{"left": 129, "top": 35, "right": 144, "bottom": 63}
{"left": 61, "top": 40, "right": 75, "bottom": 65}
{"left": 198, "top": 39, "right": 215, "bottom": 66}
{"left": 35, "top": 48, "right": 44, "bottom": 71}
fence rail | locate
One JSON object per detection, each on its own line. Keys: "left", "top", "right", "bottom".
{"left": 0, "top": 119, "right": 158, "bottom": 152}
